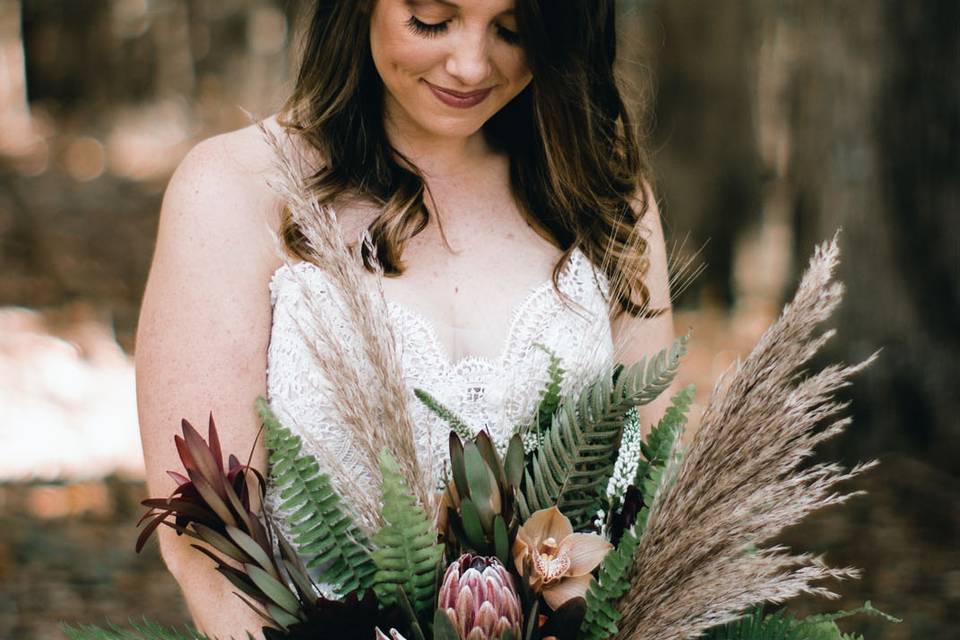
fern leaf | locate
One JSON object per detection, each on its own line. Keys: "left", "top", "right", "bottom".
{"left": 521, "top": 335, "right": 688, "bottom": 529}
{"left": 580, "top": 526, "right": 642, "bottom": 640}
{"left": 371, "top": 450, "right": 444, "bottom": 616}
{"left": 61, "top": 618, "right": 211, "bottom": 640}
{"left": 258, "top": 398, "right": 377, "bottom": 595}
{"left": 582, "top": 386, "right": 699, "bottom": 639}
{"left": 628, "top": 385, "right": 695, "bottom": 538}
{"left": 639, "top": 385, "right": 695, "bottom": 469}
{"left": 531, "top": 342, "right": 566, "bottom": 435}
{"left": 703, "top": 601, "right": 898, "bottom": 640}
{"left": 703, "top": 607, "right": 809, "bottom": 640}
{"left": 413, "top": 388, "right": 474, "bottom": 442}
{"left": 511, "top": 343, "right": 564, "bottom": 455}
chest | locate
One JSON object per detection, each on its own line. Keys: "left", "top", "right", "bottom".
{"left": 267, "top": 243, "right": 615, "bottom": 446}
{"left": 340, "top": 196, "right": 570, "bottom": 364}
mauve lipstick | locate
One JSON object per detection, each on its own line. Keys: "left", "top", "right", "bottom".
{"left": 423, "top": 80, "right": 493, "bottom": 109}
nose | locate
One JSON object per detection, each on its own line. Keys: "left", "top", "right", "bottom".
{"left": 445, "top": 29, "right": 492, "bottom": 87}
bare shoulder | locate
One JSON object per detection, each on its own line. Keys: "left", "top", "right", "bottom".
{"left": 137, "top": 115, "right": 294, "bottom": 362}
{"left": 169, "top": 115, "right": 287, "bottom": 233}
{"left": 134, "top": 117, "right": 295, "bottom": 521}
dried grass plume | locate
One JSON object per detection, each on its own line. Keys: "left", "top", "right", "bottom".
{"left": 614, "top": 232, "right": 879, "bottom": 640}
{"left": 255, "top": 122, "right": 431, "bottom": 530}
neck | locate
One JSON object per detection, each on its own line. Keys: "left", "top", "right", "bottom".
{"left": 383, "top": 104, "right": 495, "bottom": 180}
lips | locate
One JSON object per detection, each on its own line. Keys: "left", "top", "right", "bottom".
{"left": 424, "top": 80, "right": 494, "bottom": 109}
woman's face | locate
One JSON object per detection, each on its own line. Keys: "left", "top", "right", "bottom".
{"left": 369, "top": 0, "right": 532, "bottom": 143}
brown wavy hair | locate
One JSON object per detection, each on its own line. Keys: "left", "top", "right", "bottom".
{"left": 277, "top": 0, "right": 662, "bottom": 319}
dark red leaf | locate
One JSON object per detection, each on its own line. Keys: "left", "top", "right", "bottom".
{"left": 135, "top": 510, "right": 172, "bottom": 553}
{"left": 248, "top": 467, "right": 268, "bottom": 497}
{"left": 166, "top": 470, "right": 190, "bottom": 486}
{"left": 233, "top": 471, "right": 251, "bottom": 511}
{"left": 223, "top": 476, "right": 255, "bottom": 534}
{"left": 159, "top": 520, "right": 199, "bottom": 535}
{"left": 136, "top": 507, "right": 160, "bottom": 528}
{"left": 175, "top": 434, "right": 199, "bottom": 477}
{"left": 181, "top": 419, "right": 229, "bottom": 501}
{"left": 186, "top": 467, "right": 237, "bottom": 527}
{"left": 247, "top": 512, "right": 271, "bottom": 551}
{"left": 207, "top": 412, "right": 225, "bottom": 473}
{"left": 140, "top": 498, "right": 219, "bottom": 524}
{"left": 171, "top": 482, "right": 201, "bottom": 501}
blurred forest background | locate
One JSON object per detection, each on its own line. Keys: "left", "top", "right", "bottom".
{"left": 0, "top": 0, "right": 957, "bottom": 638}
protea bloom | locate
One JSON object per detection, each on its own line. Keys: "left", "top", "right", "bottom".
{"left": 437, "top": 429, "right": 524, "bottom": 564}
{"left": 512, "top": 506, "right": 612, "bottom": 610}
{"left": 438, "top": 554, "right": 523, "bottom": 640}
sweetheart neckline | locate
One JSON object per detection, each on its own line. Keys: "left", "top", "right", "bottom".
{"left": 269, "top": 247, "right": 589, "bottom": 372}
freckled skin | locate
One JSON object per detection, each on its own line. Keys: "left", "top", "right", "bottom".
{"left": 357, "top": 1, "right": 569, "bottom": 363}
{"left": 369, "top": 0, "right": 532, "bottom": 142}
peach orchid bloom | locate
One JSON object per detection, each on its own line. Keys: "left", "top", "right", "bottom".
{"left": 512, "top": 506, "right": 613, "bottom": 610}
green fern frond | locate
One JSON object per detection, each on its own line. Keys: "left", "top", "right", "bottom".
{"left": 703, "top": 607, "right": 812, "bottom": 640}
{"left": 520, "top": 335, "right": 688, "bottom": 528}
{"left": 578, "top": 386, "right": 697, "bottom": 639}
{"left": 257, "top": 397, "right": 377, "bottom": 596}
{"left": 413, "top": 388, "right": 474, "bottom": 442}
{"left": 511, "top": 343, "right": 565, "bottom": 455}
{"left": 703, "top": 601, "right": 899, "bottom": 640}
{"left": 60, "top": 618, "right": 210, "bottom": 640}
{"left": 371, "top": 450, "right": 444, "bottom": 616}
{"left": 531, "top": 342, "right": 566, "bottom": 435}
{"left": 579, "top": 526, "right": 642, "bottom": 639}
{"left": 639, "top": 384, "right": 695, "bottom": 470}
{"left": 633, "top": 457, "right": 672, "bottom": 538}
{"left": 630, "top": 385, "right": 694, "bottom": 537}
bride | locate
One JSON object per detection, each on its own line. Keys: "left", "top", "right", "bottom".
{"left": 135, "top": 0, "right": 673, "bottom": 637}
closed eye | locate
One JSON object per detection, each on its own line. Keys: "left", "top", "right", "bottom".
{"left": 406, "top": 15, "right": 449, "bottom": 38}
{"left": 406, "top": 15, "right": 522, "bottom": 46}
{"left": 496, "top": 24, "right": 521, "bottom": 45}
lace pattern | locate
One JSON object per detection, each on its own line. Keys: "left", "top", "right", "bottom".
{"left": 263, "top": 247, "right": 615, "bottom": 596}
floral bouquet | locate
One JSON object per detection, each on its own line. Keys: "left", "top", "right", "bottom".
{"left": 62, "top": 129, "right": 899, "bottom": 640}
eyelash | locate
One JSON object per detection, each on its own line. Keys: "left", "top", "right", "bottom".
{"left": 405, "top": 15, "right": 521, "bottom": 46}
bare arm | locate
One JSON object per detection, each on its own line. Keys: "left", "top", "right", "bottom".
{"left": 610, "top": 183, "right": 678, "bottom": 438}
{"left": 135, "top": 132, "right": 282, "bottom": 639}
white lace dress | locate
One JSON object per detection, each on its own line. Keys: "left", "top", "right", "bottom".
{"left": 263, "top": 246, "right": 615, "bottom": 597}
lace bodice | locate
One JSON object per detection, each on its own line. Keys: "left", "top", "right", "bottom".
{"left": 263, "top": 247, "right": 615, "bottom": 595}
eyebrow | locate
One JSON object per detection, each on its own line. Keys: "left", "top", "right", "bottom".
{"left": 408, "top": 0, "right": 515, "bottom": 17}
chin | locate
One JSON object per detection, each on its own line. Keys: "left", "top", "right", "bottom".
{"left": 415, "top": 96, "right": 507, "bottom": 140}
{"left": 421, "top": 114, "right": 489, "bottom": 140}
{"left": 387, "top": 79, "right": 517, "bottom": 142}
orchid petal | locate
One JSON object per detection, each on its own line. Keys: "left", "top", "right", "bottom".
{"left": 542, "top": 573, "right": 593, "bottom": 611}
{"left": 558, "top": 533, "right": 613, "bottom": 576}
{"left": 517, "top": 506, "right": 573, "bottom": 548}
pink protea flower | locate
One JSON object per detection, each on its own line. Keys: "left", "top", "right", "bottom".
{"left": 438, "top": 554, "right": 523, "bottom": 640}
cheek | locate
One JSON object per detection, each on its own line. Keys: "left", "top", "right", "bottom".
{"left": 499, "top": 52, "right": 533, "bottom": 89}
{"left": 389, "top": 40, "right": 443, "bottom": 77}
{"left": 490, "top": 42, "right": 530, "bottom": 82}
{"left": 370, "top": 13, "right": 442, "bottom": 78}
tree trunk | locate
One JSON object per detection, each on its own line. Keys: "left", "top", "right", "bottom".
{"left": 785, "top": 0, "right": 959, "bottom": 474}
